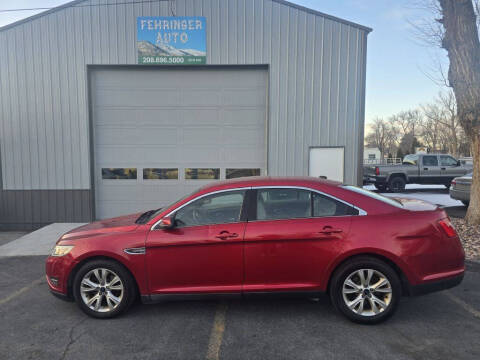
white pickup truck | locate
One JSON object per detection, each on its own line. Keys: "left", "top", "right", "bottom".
{"left": 363, "top": 154, "right": 473, "bottom": 192}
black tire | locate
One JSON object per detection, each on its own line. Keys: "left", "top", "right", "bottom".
{"left": 73, "top": 259, "right": 137, "bottom": 318}
{"left": 462, "top": 200, "right": 470, "bottom": 206}
{"left": 329, "top": 256, "right": 402, "bottom": 324}
{"left": 444, "top": 183, "right": 451, "bottom": 189}
{"left": 388, "top": 176, "right": 406, "bottom": 193}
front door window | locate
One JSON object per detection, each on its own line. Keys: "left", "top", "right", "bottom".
{"left": 174, "top": 190, "right": 246, "bottom": 227}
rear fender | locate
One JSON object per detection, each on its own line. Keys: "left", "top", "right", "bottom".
{"left": 321, "top": 248, "right": 416, "bottom": 291}
{"left": 387, "top": 173, "right": 408, "bottom": 183}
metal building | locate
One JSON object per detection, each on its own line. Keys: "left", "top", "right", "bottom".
{"left": 0, "top": 0, "right": 370, "bottom": 230}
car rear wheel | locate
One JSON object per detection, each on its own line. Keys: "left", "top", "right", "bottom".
{"left": 73, "top": 259, "right": 136, "bottom": 318}
{"left": 388, "top": 176, "right": 406, "bottom": 192}
{"left": 330, "top": 257, "right": 401, "bottom": 324}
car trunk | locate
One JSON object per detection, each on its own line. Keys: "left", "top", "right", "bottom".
{"left": 392, "top": 197, "right": 438, "bottom": 212}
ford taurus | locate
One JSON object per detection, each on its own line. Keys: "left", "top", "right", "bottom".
{"left": 46, "top": 177, "right": 465, "bottom": 324}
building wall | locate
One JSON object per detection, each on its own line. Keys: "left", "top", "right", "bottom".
{"left": 0, "top": 0, "right": 369, "bottom": 229}
{"left": 364, "top": 147, "right": 381, "bottom": 160}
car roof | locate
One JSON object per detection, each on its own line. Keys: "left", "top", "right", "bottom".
{"left": 197, "top": 176, "right": 342, "bottom": 192}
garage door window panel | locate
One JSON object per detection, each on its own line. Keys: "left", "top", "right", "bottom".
{"left": 185, "top": 168, "right": 220, "bottom": 180}
{"left": 143, "top": 168, "right": 179, "bottom": 180}
{"left": 226, "top": 168, "right": 261, "bottom": 179}
{"left": 101, "top": 168, "right": 137, "bottom": 180}
{"left": 174, "top": 190, "right": 246, "bottom": 228}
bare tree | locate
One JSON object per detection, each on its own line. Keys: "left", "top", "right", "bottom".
{"left": 437, "top": 91, "right": 460, "bottom": 156}
{"left": 421, "top": 90, "right": 460, "bottom": 155}
{"left": 437, "top": 0, "right": 480, "bottom": 224}
{"left": 365, "top": 118, "right": 395, "bottom": 159}
{"left": 420, "top": 104, "right": 442, "bottom": 151}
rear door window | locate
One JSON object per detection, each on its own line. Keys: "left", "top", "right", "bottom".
{"left": 255, "top": 188, "right": 358, "bottom": 220}
{"left": 422, "top": 156, "right": 439, "bottom": 166}
{"left": 256, "top": 188, "right": 311, "bottom": 220}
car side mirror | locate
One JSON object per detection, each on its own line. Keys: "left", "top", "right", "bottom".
{"left": 457, "top": 160, "right": 461, "bottom": 166}
{"left": 158, "top": 215, "right": 175, "bottom": 230}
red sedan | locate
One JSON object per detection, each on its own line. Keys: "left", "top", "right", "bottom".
{"left": 46, "top": 177, "right": 465, "bottom": 324}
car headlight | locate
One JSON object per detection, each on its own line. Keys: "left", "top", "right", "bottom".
{"left": 51, "top": 245, "right": 74, "bottom": 257}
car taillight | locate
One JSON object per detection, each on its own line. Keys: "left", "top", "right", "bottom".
{"left": 375, "top": 167, "right": 380, "bottom": 176}
{"left": 451, "top": 179, "right": 456, "bottom": 186}
{"left": 438, "top": 218, "right": 457, "bottom": 238}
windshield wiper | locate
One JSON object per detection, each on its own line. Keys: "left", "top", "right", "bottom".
{"left": 135, "top": 208, "right": 161, "bottom": 224}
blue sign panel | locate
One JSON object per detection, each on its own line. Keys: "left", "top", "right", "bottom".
{"left": 137, "top": 17, "right": 206, "bottom": 65}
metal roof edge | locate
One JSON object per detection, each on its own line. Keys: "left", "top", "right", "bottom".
{"left": 0, "top": 0, "right": 88, "bottom": 32}
{"left": 272, "top": 0, "right": 372, "bottom": 33}
{"left": 0, "top": 0, "right": 372, "bottom": 34}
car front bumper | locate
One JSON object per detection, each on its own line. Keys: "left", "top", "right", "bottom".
{"left": 45, "top": 255, "right": 77, "bottom": 300}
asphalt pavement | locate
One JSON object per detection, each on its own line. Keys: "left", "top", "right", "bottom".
{"left": 0, "top": 255, "right": 479, "bottom": 360}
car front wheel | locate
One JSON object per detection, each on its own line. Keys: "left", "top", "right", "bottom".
{"left": 73, "top": 259, "right": 136, "bottom": 318}
{"left": 330, "top": 257, "right": 401, "bottom": 324}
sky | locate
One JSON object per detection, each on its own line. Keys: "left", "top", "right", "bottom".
{"left": 0, "top": 0, "right": 447, "bottom": 124}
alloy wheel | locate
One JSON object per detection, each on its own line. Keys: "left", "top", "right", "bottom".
{"left": 80, "top": 268, "right": 124, "bottom": 313}
{"left": 342, "top": 269, "right": 392, "bottom": 317}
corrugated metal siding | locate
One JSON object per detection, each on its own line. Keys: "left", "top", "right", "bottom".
{"left": 0, "top": 0, "right": 368, "bottom": 227}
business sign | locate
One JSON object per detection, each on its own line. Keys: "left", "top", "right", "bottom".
{"left": 137, "top": 17, "right": 206, "bottom": 65}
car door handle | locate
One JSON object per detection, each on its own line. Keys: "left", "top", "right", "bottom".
{"left": 423, "top": 168, "right": 428, "bottom": 170}
{"left": 215, "top": 231, "right": 239, "bottom": 240}
{"left": 318, "top": 227, "right": 343, "bottom": 234}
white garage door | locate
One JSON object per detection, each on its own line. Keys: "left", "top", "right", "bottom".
{"left": 91, "top": 67, "right": 267, "bottom": 219}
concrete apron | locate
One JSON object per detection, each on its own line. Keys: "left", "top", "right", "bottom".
{"left": 0, "top": 223, "right": 85, "bottom": 257}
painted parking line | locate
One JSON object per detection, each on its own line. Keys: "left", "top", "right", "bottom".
{"left": 0, "top": 276, "right": 45, "bottom": 306}
{"left": 206, "top": 302, "right": 228, "bottom": 360}
{"left": 444, "top": 291, "right": 480, "bottom": 319}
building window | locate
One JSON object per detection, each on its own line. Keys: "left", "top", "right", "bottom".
{"left": 143, "top": 168, "right": 179, "bottom": 180}
{"left": 368, "top": 154, "right": 376, "bottom": 160}
{"left": 102, "top": 168, "right": 137, "bottom": 179}
{"left": 226, "top": 168, "right": 261, "bottom": 179}
{"left": 185, "top": 168, "right": 220, "bottom": 180}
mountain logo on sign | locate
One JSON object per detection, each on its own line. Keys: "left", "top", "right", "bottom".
{"left": 137, "top": 40, "right": 206, "bottom": 57}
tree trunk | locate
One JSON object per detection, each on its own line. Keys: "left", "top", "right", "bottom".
{"left": 439, "top": 0, "right": 480, "bottom": 225}
{"left": 467, "top": 134, "right": 480, "bottom": 224}
{"left": 450, "top": 126, "right": 458, "bottom": 157}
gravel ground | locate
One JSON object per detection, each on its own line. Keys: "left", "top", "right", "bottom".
{"left": 451, "top": 218, "right": 480, "bottom": 261}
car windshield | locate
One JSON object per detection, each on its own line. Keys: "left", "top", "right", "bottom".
{"left": 342, "top": 185, "right": 404, "bottom": 208}
{"left": 135, "top": 190, "right": 197, "bottom": 224}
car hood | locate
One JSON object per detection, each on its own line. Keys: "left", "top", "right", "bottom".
{"left": 392, "top": 197, "right": 438, "bottom": 212}
{"left": 60, "top": 213, "right": 142, "bottom": 240}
